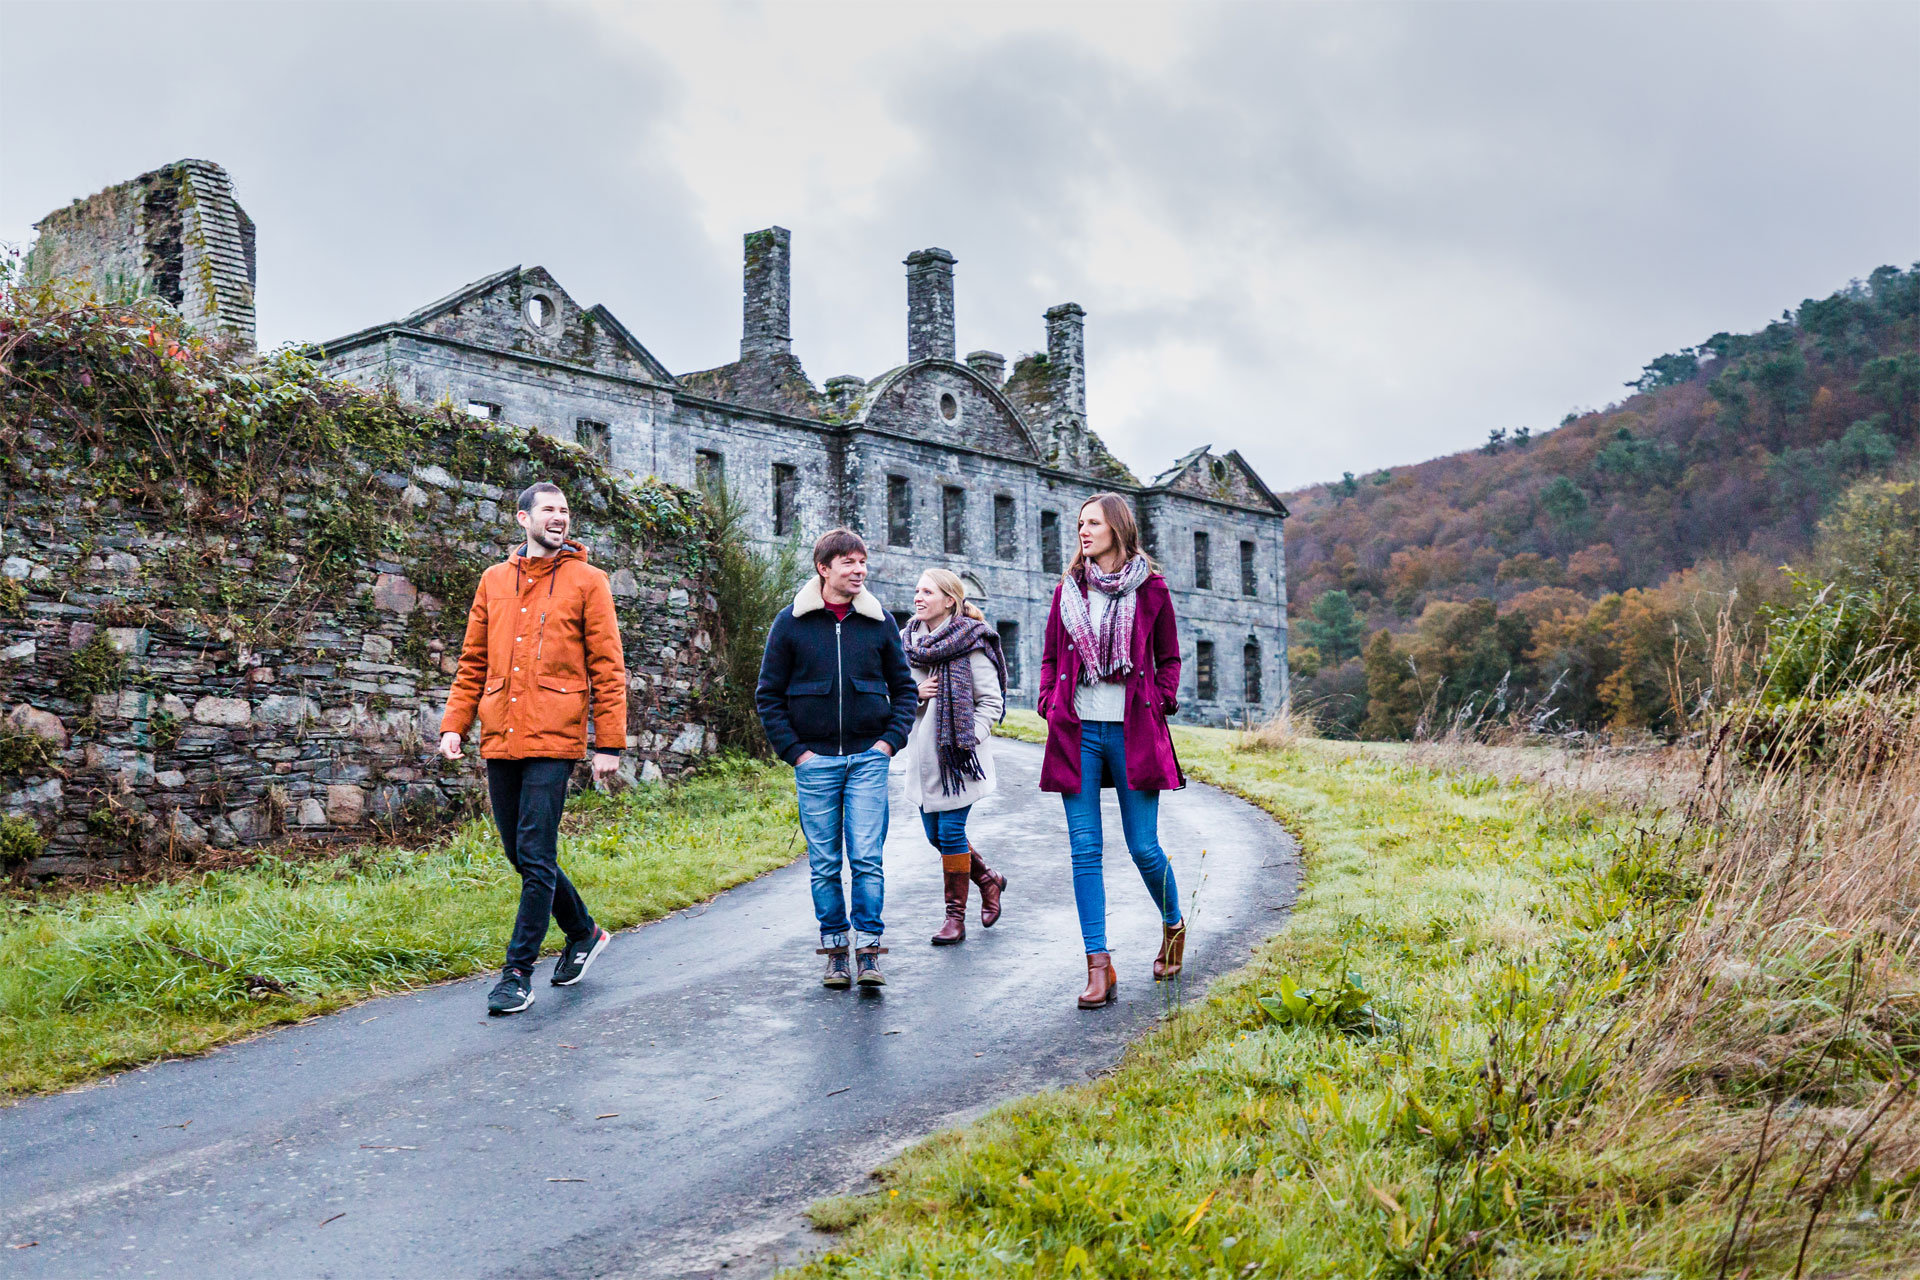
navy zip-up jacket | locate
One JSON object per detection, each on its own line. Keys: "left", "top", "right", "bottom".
{"left": 755, "top": 578, "right": 917, "bottom": 766}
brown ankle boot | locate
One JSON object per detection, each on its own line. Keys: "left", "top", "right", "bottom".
{"left": 1153, "top": 921, "right": 1188, "bottom": 980}
{"left": 1078, "top": 952, "right": 1117, "bottom": 1008}
{"left": 932, "top": 853, "right": 970, "bottom": 945}
{"left": 968, "top": 846, "right": 1006, "bottom": 927}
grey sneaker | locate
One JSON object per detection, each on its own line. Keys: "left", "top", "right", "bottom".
{"left": 551, "top": 926, "right": 610, "bottom": 986}
{"left": 855, "top": 946, "right": 888, "bottom": 987}
{"left": 487, "top": 969, "right": 534, "bottom": 1015}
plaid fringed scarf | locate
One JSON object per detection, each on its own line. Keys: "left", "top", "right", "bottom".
{"left": 901, "top": 615, "right": 1009, "bottom": 796}
{"left": 1058, "top": 556, "right": 1152, "bottom": 687}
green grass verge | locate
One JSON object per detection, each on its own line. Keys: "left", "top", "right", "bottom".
{"left": 1, "top": 756, "right": 799, "bottom": 1098}
{"left": 794, "top": 715, "right": 1913, "bottom": 1277}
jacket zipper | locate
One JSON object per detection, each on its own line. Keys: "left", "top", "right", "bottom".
{"left": 835, "top": 619, "right": 845, "bottom": 754}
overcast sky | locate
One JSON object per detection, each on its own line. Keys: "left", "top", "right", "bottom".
{"left": 3, "top": 1, "right": 1915, "bottom": 490}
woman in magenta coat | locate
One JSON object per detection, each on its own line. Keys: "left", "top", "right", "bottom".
{"left": 1037, "top": 493, "right": 1187, "bottom": 1009}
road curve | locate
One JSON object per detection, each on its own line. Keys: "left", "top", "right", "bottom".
{"left": 0, "top": 739, "right": 1299, "bottom": 1279}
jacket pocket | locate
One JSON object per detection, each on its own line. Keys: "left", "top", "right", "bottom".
{"left": 536, "top": 674, "right": 588, "bottom": 734}
{"left": 848, "top": 675, "right": 893, "bottom": 739}
{"left": 479, "top": 677, "right": 508, "bottom": 725}
{"left": 784, "top": 677, "right": 838, "bottom": 744}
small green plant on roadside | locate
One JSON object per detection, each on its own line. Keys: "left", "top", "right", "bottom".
{"left": 0, "top": 573, "right": 26, "bottom": 618}
{"left": 1256, "top": 970, "right": 1396, "bottom": 1037}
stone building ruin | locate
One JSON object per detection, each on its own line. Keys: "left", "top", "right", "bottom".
{"left": 26, "top": 159, "right": 257, "bottom": 350}
{"left": 28, "top": 160, "right": 1290, "bottom": 723}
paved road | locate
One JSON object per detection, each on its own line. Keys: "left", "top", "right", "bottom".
{"left": 0, "top": 740, "right": 1299, "bottom": 1279}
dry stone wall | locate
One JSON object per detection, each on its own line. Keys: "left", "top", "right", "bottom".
{"left": 0, "top": 337, "right": 721, "bottom": 879}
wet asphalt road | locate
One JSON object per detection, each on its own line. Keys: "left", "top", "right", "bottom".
{"left": 0, "top": 739, "right": 1299, "bottom": 1279}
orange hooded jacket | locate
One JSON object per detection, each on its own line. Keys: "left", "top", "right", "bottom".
{"left": 439, "top": 542, "right": 628, "bottom": 760}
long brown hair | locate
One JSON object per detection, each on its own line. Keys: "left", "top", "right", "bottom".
{"left": 1065, "top": 493, "right": 1149, "bottom": 581}
{"left": 918, "top": 568, "right": 986, "bottom": 622}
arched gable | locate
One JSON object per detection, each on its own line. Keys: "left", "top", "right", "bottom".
{"left": 855, "top": 361, "right": 1040, "bottom": 460}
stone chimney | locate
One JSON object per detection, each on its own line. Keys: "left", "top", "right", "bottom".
{"left": 1045, "top": 303, "right": 1086, "bottom": 423}
{"left": 741, "top": 226, "right": 792, "bottom": 360}
{"left": 965, "top": 350, "right": 1006, "bottom": 387}
{"left": 905, "top": 247, "right": 956, "bottom": 363}
{"left": 824, "top": 374, "right": 865, "bottom": 418}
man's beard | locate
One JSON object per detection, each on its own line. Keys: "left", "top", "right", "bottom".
{"left": 529, "top": 524, "right": 568, "bottom": 551}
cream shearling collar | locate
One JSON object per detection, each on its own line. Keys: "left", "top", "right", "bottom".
{"left": 793, "top": 576, "right": 886, "bottom": 621}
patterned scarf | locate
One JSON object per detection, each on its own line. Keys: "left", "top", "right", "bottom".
{"left": 1059, "top": 555, "right": 1152, "bottom": 686}
{"left": 901, "top": 615, "right": 1008, "bottom": 796}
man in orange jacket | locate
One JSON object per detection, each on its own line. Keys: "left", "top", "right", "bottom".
{"left": 439, "top": 481, "right": 627, "bottom": 1015}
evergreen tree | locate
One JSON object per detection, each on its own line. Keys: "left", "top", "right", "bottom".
{"left": 1303, "top": 589, "right": 1364, "bottom": 663}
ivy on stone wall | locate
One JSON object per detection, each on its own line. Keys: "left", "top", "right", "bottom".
{"left": 0, "top": 290, "right": 709, "bottom": 565}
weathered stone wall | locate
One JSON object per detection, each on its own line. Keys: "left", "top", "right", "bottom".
{"left": 1, "top": 397, "right": 721, "bottom": 879}
{"left": 1140, "top": 489, "right": 1291, "bottom": 724}
{"left": 26, "top": 160, "right": 257, "bottom": 350}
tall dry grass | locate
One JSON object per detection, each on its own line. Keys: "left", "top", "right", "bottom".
{"left": 1411, "top": 633, "right": 1920, "bottom": 1274}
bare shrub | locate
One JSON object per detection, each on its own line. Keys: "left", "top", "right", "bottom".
{"left": 1234, "top": 702, "right": 1320, "bottom": 753}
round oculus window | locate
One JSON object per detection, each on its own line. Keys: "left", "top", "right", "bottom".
{"left": 523, "top": 292, "right": 558, "bottom": 334}
{"left": 939, "top": 392, "right": 959, "bottom": 421}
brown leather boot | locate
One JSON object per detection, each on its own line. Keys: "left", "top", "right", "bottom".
{"left": 1153, "top": 921, "right": 1188, "bottom": 980}
{"left": 968, "top": 846, "right": 1006, "bottom": 927}
{"left": 1078, "top": 952, "right": 1117, "bottom": 1008}
{"left": 932, "top": 853, "right": 970, "bottom": 945}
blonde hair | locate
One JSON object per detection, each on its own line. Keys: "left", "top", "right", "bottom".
{"left": 919, "top": 568, "right": 985, "bottom": 622}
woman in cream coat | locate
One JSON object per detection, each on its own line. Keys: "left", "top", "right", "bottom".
{"left": 901, "top": 569, "right": 1010, "bottom": 945}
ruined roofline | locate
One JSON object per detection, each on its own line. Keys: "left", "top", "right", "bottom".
{"left": 1139, "top": 445, "right": 1289, "bottom": 517}
{"left": 305, "top": 265, "right": 675, "bottom": 385}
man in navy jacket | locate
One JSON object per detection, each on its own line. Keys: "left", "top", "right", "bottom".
{"left": 757, "top": 529, "right": 917, "bottom": 988}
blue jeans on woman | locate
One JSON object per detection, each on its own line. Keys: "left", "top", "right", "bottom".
{"left": 794, "top": 747, "right": 891, "bottom": 944}
{"left": 1061, "top": 720, "right": 1181, "bottom": 955}
{"left": 919, "top": 805, "right": 972, "bottom": 860}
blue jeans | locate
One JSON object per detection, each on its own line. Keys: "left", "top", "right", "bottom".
{"left": 794, "top": 748, "right": 891, "bottom": 940}
{"left": 919, "top": 805, "right": 973, "bottom": 860}
{"left": 1061, "top": 720, "right": 1181, "bottom": 955}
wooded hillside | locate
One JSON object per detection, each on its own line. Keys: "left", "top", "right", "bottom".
{"left": 1284, "top": 264, "right": 1918, "bottom": 736}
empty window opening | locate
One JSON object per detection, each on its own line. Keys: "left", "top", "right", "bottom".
{"left": 887, "top": 475, "right": 913, "bottom": 547}
{"left": 993, "top": 495, "right": 1017, "bottom": 560}
{"left": 695, "top": 449, "right": 725, "bottom": 495}
{"left": 1240, "top": 540, "right": 1257, "bottom": 597}
{"left": 1244, "top": 640, "right": 1262, "bottom": 704}
{"left": 1196, "top": 640, "right": 1217, "bottom": 702}
{"left": 1040, "top": 510, "right": 1062, "bottom": 575}
{"left": 1193, "top": 531, "right": 1212, "bottom": 590}
{"left": 466, "top": 400, "right": 501, "bottom": 421}
{"left": 943, "top": 486, "right": 966, "bottom": 555}
{"left": 772, "top": 463, "right": 799, "bottom": 537}
{"left": 576, "top": 419, "right": 611, "bottom": 464}
{"left": 939, "top": 391, "right": 959, "bottom": 421}
{"left": 997, "top": 620, "right": 1022, "bottom": 688}
{"left": 527, "top": 296, "right": 550, "bottom": 328}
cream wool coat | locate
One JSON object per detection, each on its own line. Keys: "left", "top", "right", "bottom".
{"left": 903, "top": 626, "right": 1005, "bottom": 814}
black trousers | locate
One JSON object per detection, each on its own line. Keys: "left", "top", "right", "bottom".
{"left": 486, "top": 758, "right": 595, "bottom": 975}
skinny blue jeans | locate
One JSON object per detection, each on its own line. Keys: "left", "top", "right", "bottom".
{"left": 919, "top": 805, "right": 973, "bottom": 860}
{"left": 1061, "top": 720, "right": 1181, "bottom": 955}
{"left": 794, "top": 747, "right": 891, "bottom": 940}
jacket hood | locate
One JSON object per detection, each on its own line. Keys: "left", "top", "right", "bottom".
{"left": 793, "top": 576, "right": 886, "bottom": 621}
{"left": 510, "top": 540, "right": 589, "bottom": 572}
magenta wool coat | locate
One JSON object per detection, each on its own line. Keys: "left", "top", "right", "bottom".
{"left": 1036, "top": 571, "right": 1186, "bottom": 794}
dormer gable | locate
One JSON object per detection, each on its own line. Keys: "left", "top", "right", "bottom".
{"left": 1148, "top": 445, "right": 1288, "bottom": 515}
{"left": 394, "top": 266, "right": 673, "bottom": 383}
